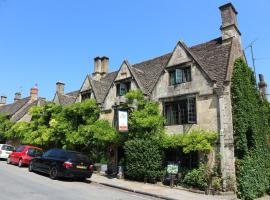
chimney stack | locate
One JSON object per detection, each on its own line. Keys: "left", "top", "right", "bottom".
{"left": 219, "top": 3, "right": 241, "bottom": 41}
{"left": 101, "top": 56, "right": 109, "bottom": 75}
{"left": 92, "top": 56, "right": 109, "bottom": 80}
{"left": 56, "top": 81, "right": 65, "bottom": 95}
{"left": 0, "top": 96, "right": 7, "bottom": 106}
{"left": 14, "top": 92, "right": 21, "bottom": 102}
{"left": 258, "top": 74, "right": 268, "bottom": 100}
{"left": 30, "top": 86, "right": 38, "bottom": 101}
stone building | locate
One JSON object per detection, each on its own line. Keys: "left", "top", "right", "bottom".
{"left": 74, "top": 3, "right": 244, "bottom": 189}
{"left": 52, "top": 81, "right": 79, "bottom": 106}
{"left": 0, "top": 87, "right": 46, "bottom": 122}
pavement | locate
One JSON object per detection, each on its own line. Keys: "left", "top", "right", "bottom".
{"left": 90, "top": 173, "right": 237, "bottom": 200}
{"left": 0, "top": 160, "right": 158, "bottom": 200}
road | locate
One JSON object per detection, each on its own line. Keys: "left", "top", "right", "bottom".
{"left": 0, "top": 160, "right": 158, "bottom": 200}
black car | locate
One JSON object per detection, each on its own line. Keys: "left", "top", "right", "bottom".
{"left": 29, "top": 148, "right": 93, "bottom": 180}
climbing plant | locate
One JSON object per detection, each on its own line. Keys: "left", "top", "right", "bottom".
{"left": 231, "top": 58, "right": 270, "bottom": 199}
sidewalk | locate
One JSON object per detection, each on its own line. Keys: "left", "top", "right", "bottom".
{"left": 90, "top": 173, "right": 237, "bottom": 200}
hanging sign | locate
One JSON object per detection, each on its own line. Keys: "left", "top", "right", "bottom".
{"left": 118, "top": 110, "right": 128, "bottom": 132}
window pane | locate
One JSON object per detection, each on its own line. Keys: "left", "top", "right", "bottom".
{"left": 119, "top": 83, "right": 127, "bottom": 96}
{"left": 188, "top": 98, "right": 196, "bottom": 123}
{"left": 175, "top": 69, "right": 183, "bottom": 84}
{"left": 184, "top": 68, "right": 191, "bottom": 82}
{"left": 169, "top": 71, "right": 175, "bottom": 85}
{"left": 179, "top": 99, "right": 188, "bottom": 124}
{"left": 165, "top": 105, "right": 172, "bottom": 125}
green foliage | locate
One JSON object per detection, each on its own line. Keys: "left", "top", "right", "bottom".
{"left": 231, "top": 58, "right": 270, "bottom": 199}
{"left": 0, "top": 114, "right": 13, "bottom": 142}
{"left": 183, "top": 163, "right": 210, "bottom": 190}
{"left": 162, "top": 130, "right": 218, "bottom": 153}
{"left": 124, "top": 139, "right": 164, "bottom": 181}
{"left": 236, "top": 149, "right": 270, "bottom": 200}
{"left": 125, "top": 90, "right": 165, "bottom": 139}
{"left": 3, "top": 99, "right": 117, "bottom": 159}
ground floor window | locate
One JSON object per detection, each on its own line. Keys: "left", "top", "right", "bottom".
{"left": 164, "top": 97, "right": 196, "bottom": 125}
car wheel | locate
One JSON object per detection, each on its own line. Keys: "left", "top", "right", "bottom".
{"left": 28, "top": 161, "right": 34, "bottom": 172}
{"left": 7, "top": 157, "right": 11, "bottom": 164}
{"left": 49, "top": 166, "right": 58, "bottom": 180}
{"left": 18, "top": 159, "right": 23, "bottom": 167}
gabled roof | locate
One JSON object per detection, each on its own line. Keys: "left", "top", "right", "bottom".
{"left": 56, "top": 90, "right": 79, "bottom": 106}
{"left": 131, "top": 53, "right": 172, "bottom": 94}
{"left": 0, "top": 97, "right": 47, "bottom": 122}
{"left": 90, "top": 71, "right": 118, "bottom": 103}
{"left": 11, "top": 98, "right": 46, "bottom": 122}
{"left": 84, "top": 37, "right": 233, "bottom": 103}
{"left": 190, "top": 37, "right": 232, "bottom": 87}
{"left": 0, "top": 97, "right": 31, "bottom": 117}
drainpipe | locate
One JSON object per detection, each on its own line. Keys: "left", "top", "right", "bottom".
{"left": 216, "top": 87, "right": 226, "bottom": 190}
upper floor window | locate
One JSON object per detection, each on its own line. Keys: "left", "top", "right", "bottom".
{"left": 81, "top": 90, "right": 91, "bottom": 101}
{"left": 116, "top": 82, "right": 131, "bottom": 96}
{"left": 164, "top": 97, "right": 196, "bottom": 125}
{"left": 169, "top": 67, "right": 191, "bottom": 85}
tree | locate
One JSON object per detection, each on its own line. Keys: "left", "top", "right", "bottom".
{"left": 0, "top": 114, "right": 13, "bottom": 143}
{"left": 125, "top": 90, "right": 165, "bottom": 139}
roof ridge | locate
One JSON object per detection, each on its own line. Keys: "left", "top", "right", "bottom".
{"left": 132, "top": 52, "right": 172, "bottom": 68}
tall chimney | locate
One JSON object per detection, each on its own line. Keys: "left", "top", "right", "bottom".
{"left": 92, "top": 56, "right": 102, "bottom": 81}
{"left": 100, "top": 56, "right": 109, "bottom": 75}
{"left": 30, "top": 86, "right": 38, "bottom": 101}
{"left": 56, "top": 81, "right": 65, "bottom": 95}
{"left": 258, "top": 74, "right": 268, "bottom": 100}
{"left": 0, "top": 96, "right": 7, "bottom": 106}
{"left": 219, "top": 3, "right": 241, "bottom": 41}
{"left": 14, "top": 92, "right": 21, "bottom": 102}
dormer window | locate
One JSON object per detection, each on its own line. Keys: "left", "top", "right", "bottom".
{"left": 81, "top": 90, "right": 91, "bottom": 101}
{"left": 169, "top": 67, "right": 191, "bottom": 85}
{"left": 116, "top": 82, "right": 131, "bottom": 96}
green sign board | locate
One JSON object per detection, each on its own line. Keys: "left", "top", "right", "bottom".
{"left": 167, "top": 164, "right": 178, "bottom": 174}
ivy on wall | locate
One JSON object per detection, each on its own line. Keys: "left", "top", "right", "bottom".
{"left": 231, "top": 58, "right": 270, "bottom": 199}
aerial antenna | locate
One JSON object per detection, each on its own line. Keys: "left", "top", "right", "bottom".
{"left": 245, "top": 39, "right": 258, "bottom": 85}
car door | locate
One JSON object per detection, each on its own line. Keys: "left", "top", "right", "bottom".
{"left": 38, "top": 150, "right": 54, "bottom": 173}
{"left": 12, "top": 146, "right": 25, "bottom": 163}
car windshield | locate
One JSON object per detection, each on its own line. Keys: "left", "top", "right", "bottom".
{"left": 67, "top": 152, "right": 89, "bottom": 162}
{"left": 16, "top": 146, "right": 25, "bottom": 152}
{"left": 27, "top": 148, "right": 43, "bottom": 157}
{"left": 3, "top": 145, "right": 15, "bottom": 151}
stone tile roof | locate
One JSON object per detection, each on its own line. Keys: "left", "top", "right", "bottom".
{"left": 57, "top": 93, "right": 77, "bottom": 106}
{"left": 131, "top": 53, "right": 172, "bottom": 94}
{"left": 90, "top": 71, "right": 118, "bottom": 103}
{"left": 11, "top": 99, "right": 39, "bottom": 122}
{"left": 190, "top": 37, "right": 232, "bottom": 87}
{"left": 0, "top": 97, "right": 31, "bottom": 117}
{"left": 87, "top": 37, "right": 233, "bottom": 102}
{"left": 66, "top": 90, "right": 79, "bottom": 98}
{"left": 0, "top": 97, "right": 47, "bottom": 122}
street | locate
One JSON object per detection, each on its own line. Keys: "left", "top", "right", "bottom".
{"left": 0, "top": 160, "right": 158, "bottom": 200}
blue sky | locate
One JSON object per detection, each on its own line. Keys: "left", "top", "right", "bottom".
{"left": 0, "top": 0, "right": 269, "bottom": 103}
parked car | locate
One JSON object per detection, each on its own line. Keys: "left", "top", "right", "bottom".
{"left": 7, "top": 145, "right": 43, "bottom": 167}
{"left": 28, "top": 148, "right": 93, "bottom": 180}
{"left": 0, "top": 144, "right": 15, "bottom": 160}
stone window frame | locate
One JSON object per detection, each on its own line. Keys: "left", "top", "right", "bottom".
{"left": 81, "top": 89, "right": 91, "bottom": 101}
{"left": 168, "top": 64, "right": 192, "bottom": 86}
{"left": 115, "top": 79, "right": 131, "bottom": 97}
{"left": 163, "top": 95, "right": 197, "bottom": 125}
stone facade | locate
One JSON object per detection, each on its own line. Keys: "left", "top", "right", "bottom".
{"left": 73, "top": 3, "right": 243, "bottom": 190}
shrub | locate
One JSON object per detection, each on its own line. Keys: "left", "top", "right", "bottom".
{"left": 124, "top": 139, "right": 164, "bottom": 181}
{"left": 183, "top": 163, "right": 210, "bottom": 190}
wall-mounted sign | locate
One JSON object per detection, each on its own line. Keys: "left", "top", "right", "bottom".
{"left": 118, "top": 110, "right": 128, "bottom": 132}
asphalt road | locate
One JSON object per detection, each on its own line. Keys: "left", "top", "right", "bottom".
{"left": 0, "top": 160, "right": 158, "bottom": 200}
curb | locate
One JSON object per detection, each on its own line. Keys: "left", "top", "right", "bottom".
{"left": 92, "top": 181, "right": 179, "bottom": 200}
